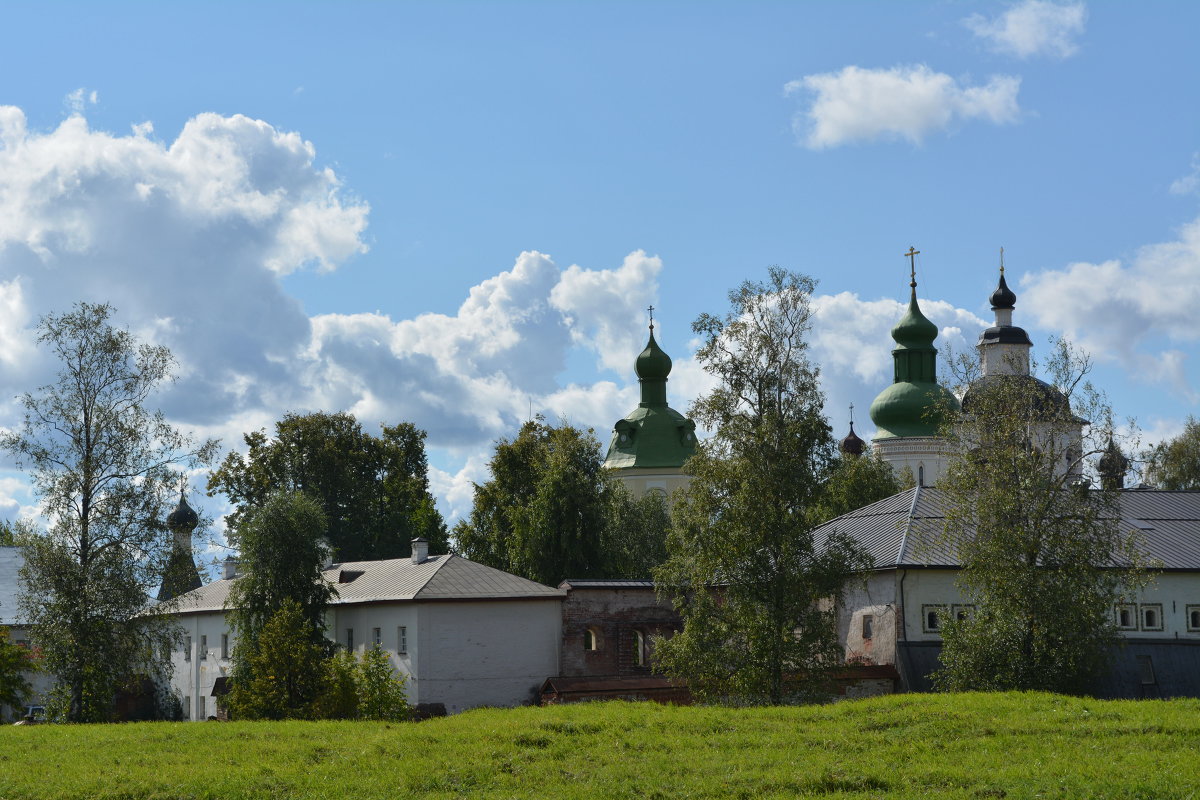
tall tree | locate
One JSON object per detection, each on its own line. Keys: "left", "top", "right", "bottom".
{"left": 226, "top": 490, "right": 334, "bottom": 719}
{"left": 934, "top": 339, "right": 1147, "bottom": 693}
{"left": 209, "top": 412, "right": 447, "bottom": 562}
{"left": 0, "top": 302, "right": 217, "bottom": 721}
{"left": 815, "top": 452, "right": 905, "bottom": 523}
{"left": 654, "top": 268, "right": 872, "bottom": 704}
{"left": 456, "top": 418, "right": 614, "bottom": 585}
{"left": 1145, "top": 415, "right": 1200, "bottom": 490}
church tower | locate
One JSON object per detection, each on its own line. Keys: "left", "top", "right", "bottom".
{"left": 603, "top": 316, "right": 697, "bottom": 497}
{"left": 868, "top": 248, "right": 959, "bottom": 486}
{"left": 158, "top": 486, "right": 203, "bottom": 602}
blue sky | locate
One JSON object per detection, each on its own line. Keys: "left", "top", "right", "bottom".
{"left": 0, "top": 1, "right": 1197, "bottom": 546}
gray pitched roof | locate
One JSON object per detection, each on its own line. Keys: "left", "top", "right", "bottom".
{"left": 171, "top": 554, "right": 564, "bottom": 615}
{"left": 813, "top": 487, "right": 1200, "bottom": 570}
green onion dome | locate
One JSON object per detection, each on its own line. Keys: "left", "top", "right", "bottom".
{"left": 870, "top": 284, "right": 959, "bottom": 439}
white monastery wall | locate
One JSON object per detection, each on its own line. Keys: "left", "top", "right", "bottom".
{"left": 416, "top": 599, "right": 561, "bottom": 713}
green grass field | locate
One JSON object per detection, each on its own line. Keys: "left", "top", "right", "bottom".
{"left": 2, "top": 692, "right": 1197, "bottom": 799}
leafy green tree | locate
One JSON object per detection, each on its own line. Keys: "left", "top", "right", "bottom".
{"left": 456, "top": 418, "right": 615, "bottom": 585}
{"left": 934, "top": 339, "right": 1147, "bottom": 693}
{"left": 603, "top": 486, "right": 672, "bottom": 579}
{"left": 0, "top": 302, "right": 217, "bottom": 722}
{"left": 226, "top": 600, "right": 329, "bottom": 720}
{"left": 353, "top": 645, "right": 411, "bottom": 721}
{"left": 654, "top": 268, "right": 872, "bottom": 704}
{"left": 209, "top": 412, "right": 447, "bottom": 562}
{"left": 0, "top": 628, "right": 35, "bottom": 717}
{"left": 815, "top": 452, "right": 905, "bottom": 523}
{"left": 1146, "top": 415, "right": 1200, "bottom": 490}
{"left": 227, "top": 490, "right": 334, "bottom": 648}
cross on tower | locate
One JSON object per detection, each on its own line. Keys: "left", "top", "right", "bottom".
{"left": 647, "top": 305, "right": 655, "bottom": 332}
{"left": 999, "top": 246, "right": 1006, "bottom": 276}
{"left": 904, "top": 246, "right": 920, "bottom": 288}
{"left": 849, "top": 402, "right": 855, "bottom": 425}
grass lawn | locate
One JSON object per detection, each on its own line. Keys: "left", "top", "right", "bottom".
{"left": 2, "top": 692, "right": 1198, "bottom": 799}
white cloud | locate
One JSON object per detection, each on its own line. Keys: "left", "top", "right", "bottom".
{"left": 966, "top": 0, "right": 1087, "bottom": 60}
{"left": 1170, "top": 153, "right": 1200, "bottom": 196}
{"left": 786, "top": 65, "right": 1021, "bottom": 148}
{"left": 1022, "top": 217, "right": 1200, "bottom": 400}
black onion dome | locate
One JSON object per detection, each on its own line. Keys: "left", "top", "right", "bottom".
{"left": 990, "top": 271, "right": 1017, "bottom": 309}
{"left": 840, "top": 422, "right": 866, "bottom": 456}
{"left": 961, "top": 374, "right": 1073, "bottom": 419}
{"left": 167, "top": 494, "right": 199, "bottom": 532}
{"left": 978, "top": 324, "right": 1033, "bottom": 346}
{"left": 1098, "top": 437, "right": 1130, "bottom": 479}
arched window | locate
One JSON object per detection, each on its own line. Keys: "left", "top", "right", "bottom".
{"left": 918, "top": 465, "right": 925, "bottom": 487}
{"left": 1190, "top": 608, "right": 1200, "bottom": 632}
{"left": 632, "top": 630, "right": 645, "bottom": 666}
{"left": 583, "top": 628, "right": 601, "bottom": 651}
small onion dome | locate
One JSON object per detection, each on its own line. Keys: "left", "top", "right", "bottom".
{"left": 167, "top": 493, "right": 199, "bottom": 532}
{"left": 890, "top": 289, "right": 939, "bottom": 351}
{"left": 635, "top": 329, "right": 672, "bottom": 381}
{"left": 1098, "top": 437, "right": 1130, "bottom": 486}
{"left": 990, "top": 271, "right": 1017, "bottom": 309}
{"left": 840, "top": 422, "right": 865, "bottom": 456}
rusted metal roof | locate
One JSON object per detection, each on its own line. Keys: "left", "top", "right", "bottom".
{"left": 813, "top": 487, "right": 1200, "bottom": 570}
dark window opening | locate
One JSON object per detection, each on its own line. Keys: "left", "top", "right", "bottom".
{"left": 862, "top": 615, "right": 874, "bottom": 640}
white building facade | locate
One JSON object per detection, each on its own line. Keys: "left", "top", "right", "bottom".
{"left": 167, "top": 544, "right": 564, "bottom": 718}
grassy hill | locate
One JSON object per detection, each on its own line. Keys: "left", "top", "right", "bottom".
{"left": 2, "top": 692, "right": 1198, "bottom": 799}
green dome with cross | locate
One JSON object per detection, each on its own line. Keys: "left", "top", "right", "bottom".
{"left": 869, "top": 251, "right": 960, "bottom": 439}
{"left": 604, "top": 317, "right": 697, "bottom": 470}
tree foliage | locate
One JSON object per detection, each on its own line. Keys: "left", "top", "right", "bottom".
{"left": 209, "top": 412, "right": 447, "bottom": 562}
{"left": 816, "top": 452, "right": 905, "bottom": 523}
{"left": 227, "top": 490, "right": 334, "bottom": 648}
{"left": 934, "top": 339, "right": 1147, "bottom": 693}
{"left": 456, "top": 419, "right": 614, "bottom": 585}
{"left": 456, "top": 417, "right": 677, "bottom": 584}
{"left": 0, "top": 627, "right": 35, "bottom": 716}
{"left": 654, "top": 268, "right": 873, "bottom": 704}
{"left": 0, "top": 303, "right": 217, "bottom": 722}
{"left": 1146, "top": 415, "right": 1200, "bottom": 490}
{"left": 226, "top": 600, "right": 330, "bottom": 720}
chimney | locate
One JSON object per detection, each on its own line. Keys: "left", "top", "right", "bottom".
{"left": 223, "top": 556, "right": 239, "bottom": 580}
{"left": 411, "top": 537, "right": 429, "bottom": 564}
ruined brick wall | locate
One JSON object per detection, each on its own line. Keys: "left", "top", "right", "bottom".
{"left": 559, "top": 586, "right": 682, "bottom": 678}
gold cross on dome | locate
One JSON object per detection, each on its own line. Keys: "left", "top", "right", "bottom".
{"left": 904, "top": 246, "right": 920, "bottom": 288}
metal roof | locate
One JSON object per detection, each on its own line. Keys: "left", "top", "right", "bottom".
{"left": 558, "top": 579, "right": 656, "bottom": 589}
{"left": 812, "top": 487, "right": 1200, "bottom": 570}
{"left": 170, "top": 554, "right": 564, "bottom": 615}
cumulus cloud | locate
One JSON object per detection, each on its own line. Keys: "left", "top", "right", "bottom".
{"left": 1170, "top": 153, "right": 1200, "bottom": 196}
{"left": 786, "top": 65, "right": 1021, "bottom": 148}
{"left": 966, "top": 0, "right": 1087, "bottom": 60}
{"left": 1022, "top": 217, "right": 1200, "bottom": 400}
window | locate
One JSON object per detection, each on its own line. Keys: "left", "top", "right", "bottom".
{"left": 184, "top": 697, "right": 191, "bottom": 721}
{"left": 397, "top": 626, "right": 407, "bottom": 654}
{"left": 952, "top": 604, "right": 976, "bottom": 622}
{"left": 918, "top": 465, "right": 925, "bottom": 487}
{"left": 921, "top": 605, "right": 946, "bottom": 634}
{"left": 200, "top": 635, "right": 207, "bottom": 660}
{"left": 198, "top": 696, "right": 206, "bottom": 719}
{"left": 184, "top": 635, "right": 192, "bottom": 661}
{"left": 346, "top": 628, "right": 354, "bottom": 651}
{"left": 221, "top": 633, "right": 229, "bottom": 659}
{"left": 1140, "top": 604, "right": 1163, "bottom": 632}
{"left": 632, "top": 630, "right": 646, "bottom": 666}
{"left": 1115, "top": 603, "right": 1137, "bottom": 631}
{"left": 1136, "top": 655, "right": 1156, "bottom": 685}
{"left": 861, "top": 615, "right": 874, "bottom": 640}
{"left": 584, "top": 628, "right": 601, "bottom": 651}
{"left": 372, "top": 627, "right": 382, "bottom": 648}
{"left": 1188, "top": 606, "right": 1200, "bottom": 633}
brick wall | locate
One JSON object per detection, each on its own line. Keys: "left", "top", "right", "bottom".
{"left": 559, "top": 586, "right": 681, "bottom": 678}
